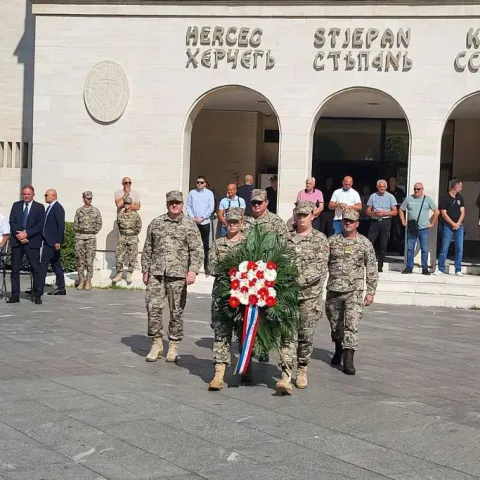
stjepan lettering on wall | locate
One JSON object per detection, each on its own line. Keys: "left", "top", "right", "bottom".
{"left": 185, "top": 26, "right": 275, "bottom": 70}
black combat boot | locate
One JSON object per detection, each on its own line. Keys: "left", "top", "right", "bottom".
{"left": 343, "top": 349, "right": 356, "bottom": 375}
{"left": 331, "top": 341, "right": 343, "bottom": 366}
{"left": 241, "top": 362, "right": 253, "bottom": 383}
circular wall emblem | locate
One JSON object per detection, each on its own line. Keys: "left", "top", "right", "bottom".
{"left": 84, "top": 61, "right": 129, "bottom": 124}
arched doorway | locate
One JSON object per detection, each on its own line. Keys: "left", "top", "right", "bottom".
{"left": 439, "top": 94, "right": 480, "bottom": 262}
{"left": 310, "top": 87, "right": 411, "bottom": 257}
{"left": 183, "top": 85, "right": 280, "bottom": 210}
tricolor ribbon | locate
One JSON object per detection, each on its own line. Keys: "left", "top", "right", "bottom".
{"left": 234, "top": 304, "right": 260, "bottom": 375}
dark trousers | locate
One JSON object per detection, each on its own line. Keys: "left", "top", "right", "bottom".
{"left": 312, "top": 216, "right": 321, "bottom": 231}
{"left": 197, "top": 223, "right": 210, "bottom": 270}
{"left": 368, "top": 219, "right": 391, "bottom": 268}
{"left": 39, "top": 244, "right": 65, "bottom": 294}
{"left": 390, "top": 214, "right": 405, "bottom": 255}
{"left": 319, "top": 211, "right": 334, "bottom": 237}
{"left": 10, "top": 245, "right": 42, "bottom": 297}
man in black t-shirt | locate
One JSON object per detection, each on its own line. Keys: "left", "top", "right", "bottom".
{"left": 237, "top": 174, "right": 255, "bottom": 217}
{"left": 388, "top": 176, "right": 406, "bottom": 255}
{"left": 266, "top": 175, "right": 278, "bottom": 214}
{"left": 436, "top": 179, "right": 465, "bottom": 276}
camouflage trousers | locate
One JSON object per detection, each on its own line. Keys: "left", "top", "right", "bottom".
{"left": 75, "top": 237, "right": 96, "bottom": 281}
{"left": 211, "top": 312, "right": 235, "bottom": 365}
{"left": 115, "top": 235, "right": 138, "bottom": 273}
{"left": 279, "top": 297, "right": 323, "bottom": 368}
{"left": 146, "top": 275, "right": 187, "bottom": 341}
{"left": 325, "top": 290, "right": 363, "bottom": 351}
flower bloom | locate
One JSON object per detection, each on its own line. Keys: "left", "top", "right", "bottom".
{"left": 229, "top": 296, "right": 240, "bottom": 308}
{"left": 265, "top": 280, "right": 275, "bottom": 288}
{"left": 265, "top": 296, "right": 277, "bottom": 307}
{"left": 247, "top": 261, "right": 257, "bottom": 271}
{"left": 256, "top": 270, "right": 264, "bottom": 280}
{"left": 264, "top": 269, "right": 277, "bottom": 282}
{"left": 240, "top": 286, "right": 249, "bottom": 294}
{"left": 229, "top": 267, "right": 238, "bottom": 277}
{"left": 257, "top": 287, "right": 269, "bottom": 299}
{"left": 248, "top": 294, "right": 259, "bottom": 305}
{"left": 239, "top": 261, "right": 249, "bottom": 273}
{"left": 266, "top": 261, "right": 277, "bottom": 270}
{"left": 230, "top": 279, "right": 240, "bottom": 290}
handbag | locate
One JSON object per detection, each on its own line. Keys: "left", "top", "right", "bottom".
{"left": 407, "top": 195, "right": 426, "bottom": 235}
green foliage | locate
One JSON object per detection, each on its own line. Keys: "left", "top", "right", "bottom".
{"left": 61, "top": 222, "right": 77, "bottom": 273}
{"left": 214, "top": 225, "right": 300, "bottom": 356}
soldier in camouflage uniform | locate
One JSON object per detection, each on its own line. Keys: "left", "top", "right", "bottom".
{"left": 326, "top": 210, "right": 378, "bottom": 375}
{"left": 141, "top": 190, "right": 203, "bottom": 363}
{"left": 277, "top": 200, "right": 329, "bottom": 395}
{"left": 207, "top": 207, "right": 246, "bottom": 391}
{"left": 243, "top": 188, "right": 287, "bottom": 363}
{"left": 73, "top": 191, "right": 103, "bottom": 291}
{"left": 113, "top": 196, "right": 142, "bottom": 284}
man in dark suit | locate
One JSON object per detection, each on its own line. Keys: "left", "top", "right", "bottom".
{"left": 39, "top": 189, "right": 66, "bottom": 296}
{"left": 8, "top": 185, "right": 45, "bottom": 304}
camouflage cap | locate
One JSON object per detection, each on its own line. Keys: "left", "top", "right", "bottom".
{"left": 82, "top": 191, "right": 93, "bottom": 198}
{"left": 343, "top": 210, "right": 360, "bottom": 221}
{"left": 251, "top": 189, "right": 267, "bottom": 202}
{"left": 123, "top": 196, "right": 132, "bottom": 204}
{"left": 294, "top": 200, "right": 315, "bottom": 215}
{"left": 166, "top": 190, "right": 183, "bottom": 203}
{"left": 226, "top": 207, "right": 244, "bottom": 222}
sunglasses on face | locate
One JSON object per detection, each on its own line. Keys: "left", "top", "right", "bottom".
{"left": 196, "top": 181, "right": 205, "bottom": 185}
{"left": 168, "top": 201, "right": 182, "bottom": 206}
{"left": 123, "top": 182, "right": 131, "bottom": 185}
{"left": 251, "top": 201, "right": 263, "bottom": 206}
{"left": 414, "top": 188, "right": 423, "bottom": 191}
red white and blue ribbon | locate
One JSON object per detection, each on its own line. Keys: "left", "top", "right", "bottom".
{"left": 234, "top": 304, "right": 260, "bottom": 375}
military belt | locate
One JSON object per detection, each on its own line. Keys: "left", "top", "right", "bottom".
{"left": 77, "top": 231, "right": 96, "bottom": 234}
{"left": 119, "top": 231, "right": 137, "bottom": 236}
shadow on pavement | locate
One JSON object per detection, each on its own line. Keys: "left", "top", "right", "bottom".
{"left": 121, "top": 334, "right": 156, "bottom": 358}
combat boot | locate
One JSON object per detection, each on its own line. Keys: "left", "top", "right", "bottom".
{"left": 296, "top": 365, "right": 308, "bottom": 389}
{"left": 343, "top": 349, "right": 356, "bottom": 375}
{"left": 76, "top": 278, "right": 85, "bottom": 290}
{"left": 146, "top": 338, "right": 163, "bottom": 362}
{"left": 331, "top": 341, "right": 343, "bottom": 366}
{"left": 126, "top": 272, "right": 133, "bottom": 283}
{"left": 241, "top": 362, "right": 253, "bottom": 383}
{"left": 112, "top": 272, "right": 123, "bottom": 283}
{"left": 166, "top": 340, "right": 179, "bottom": 362}
{"left": 85, "top": 279, "right": 92, "bottom": 291}
{"left": 208, "top": 364, "right": 226, "bottom": 391}
{"left": 275, "top": 366, "right": 292, "bottom": 395}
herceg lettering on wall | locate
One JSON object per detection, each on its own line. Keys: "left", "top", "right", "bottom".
{"left": 454, "top": 29, "right": 480, "bottom": 72}
{"left": 313, "top": 28, "right": 413, "bottom": 72}
{"left": 185, "top": 26, "right": 275, "bottom": 70}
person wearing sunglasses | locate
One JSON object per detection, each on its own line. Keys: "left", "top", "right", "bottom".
{"left": 115, "top": 177, "right": 141, "bottom": 212}
{"left": 399, "top": 183, "right": 439, "bottom": 275}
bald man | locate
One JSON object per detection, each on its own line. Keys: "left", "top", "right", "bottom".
{"left": 329, "top": 176, "right": 362, "bottom": 235}
{"left": 115, "top": 177, "right": 141, "bottom": 212}
{"left": 237, "top": 174, "right": 255, "bottom": 216}
{"left": 218, "top": 183, "right": 246, "bottom": 237}
{"left": 39, "top": 189, "right": 66, "bottom": 295}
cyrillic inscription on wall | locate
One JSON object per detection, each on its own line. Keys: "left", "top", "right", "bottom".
{"left": 185, "top": 26, "right": 275, "bottom": 70}
{"left": 313, "top": 28, "right": 413, "bottom": 72}
{"left": 454, "top": 29, "right": 480, "bottom": 72}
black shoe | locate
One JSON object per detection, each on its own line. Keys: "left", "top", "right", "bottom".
{"left": 343, "top": 349, "right": 356, "bottom": 375}
{"left": 331, "top": 341, "right": 343, "bottom": 366}
{"left": 6, "top": 296, "right": 20, "bottom": 304}
{"left": 401, "top": 268, "right": 413, "bottom": 274}
{"left": 378, "top": 266, "right": 383, "bottom": 273}
{"left": 422, "top": 268, "right": 430, "bottom": 276}
{"left": 25, "top": 289, "right": 32, "bottom": 295}
{"left": 257, "top": 354, "right": 269, "bottom": 363}
{"left": 47, "top": 288, "right": 66, "bottom": 296}
{"left": 241, "top": 363, "right": 253, "bottom": 383}
{"left": 34, "top": 296, "right": 42, "bottom": 305}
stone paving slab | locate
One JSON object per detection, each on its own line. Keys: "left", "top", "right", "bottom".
{"left": 1, "top": 286, "right": 480, "bottom": 479}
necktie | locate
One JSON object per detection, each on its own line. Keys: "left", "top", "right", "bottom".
{"left": 22, "top": 203, "right": 29, "bottom": 229}
{"left": 43, "top": 205, "right": 51, "bottom": 231}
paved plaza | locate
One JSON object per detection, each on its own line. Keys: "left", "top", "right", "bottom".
{"left": 1, "top": 287, "right": 480, "bottom": 480}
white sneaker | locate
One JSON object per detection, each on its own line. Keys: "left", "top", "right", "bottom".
{"left": 434, "top": 270, "right": 445, "bottom": 275}
{"left": 455, "top": 272, "right": 464, "bottom": 277}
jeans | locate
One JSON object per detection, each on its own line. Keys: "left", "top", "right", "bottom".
{"left": 438, "top": 225, "right": 464, "bottom": 273}
{"left": 406, "top": 228, "right": 429, "bottom": 270}
{"left": 220, "top": 224, "right": 227, "bottom": 237}
{"left": 333, "top": 219, "right": 343, "bottom": 235}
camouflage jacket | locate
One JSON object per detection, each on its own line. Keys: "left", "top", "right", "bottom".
{"left": 327, "top": 233, "right": 378, "bottom": 295}
{"left": 243, "top": 211, "right": 288, "bottom": 237}
{"left": 73, "top": 206, "right": 103, "bottom": 239}
{"left": 141, "top": 213, "right": 204, "bottom": 277}
{"left": 208, "top": 235, "right": 246, "bottom": 276}
{"left": 286, "top": 229, "right": 329, "bottom": 300}
{"left": 117, "top": 210, "right": 142, "bottom": 237}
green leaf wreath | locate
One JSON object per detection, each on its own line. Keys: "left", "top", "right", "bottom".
{"left": 212, "top": 225, "right": 300, "bottom": 356}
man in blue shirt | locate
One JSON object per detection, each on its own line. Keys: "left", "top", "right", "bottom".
{"left": 186, "top": 176, "right": 215, "bottom": 272}
{"left": 366, "top": 179, "right": 397, "bottom": 273}
{"left": 217, "top": 183, "right": 246, "bottom": 237}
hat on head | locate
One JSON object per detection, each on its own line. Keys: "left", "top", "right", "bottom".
{"left": 251, "top": 189, "right": 267, "bottom": 202}
{"left": 226, "top": 207, "right": 244, "bottom": 222}
{"left": 343, "top": 210, "right": 360, "bottom": 222}
{"left": 123, "top": 196, "right": 132, "bottom": 204}
{"left": 294, "top": 200, "right": 315, "bottom": 215}
{"left": 166, "top": 190, "right": 183, "bottom": 203}
{"left": 82, "top": 191, "right": 93, "bottom": 198}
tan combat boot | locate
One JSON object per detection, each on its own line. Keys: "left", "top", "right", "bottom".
{"left": 296, "top": 366, "right": 308, "bottom": 389}
{"left": 76, "top": 278, "right": 85, "bottom": 290}
{"left": 146, "top": 338, "right": 163, "bottom": 362}
{"left": 208, "top": 364, "right": 226, "bottom": 391}
{"left": 126, "top": 272, "right": 133, "bottom": 283}
{"left": 84, "top": 279, "right": 92, "bottom": 291}
{"left": 166, "top": 340, "right": 179, "bottom": 363}
{"left": 112, "top": 273, "right": 123, "bottom": 283}
{"left": 276, "top": 366, "right": 293, "bottom": 395}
